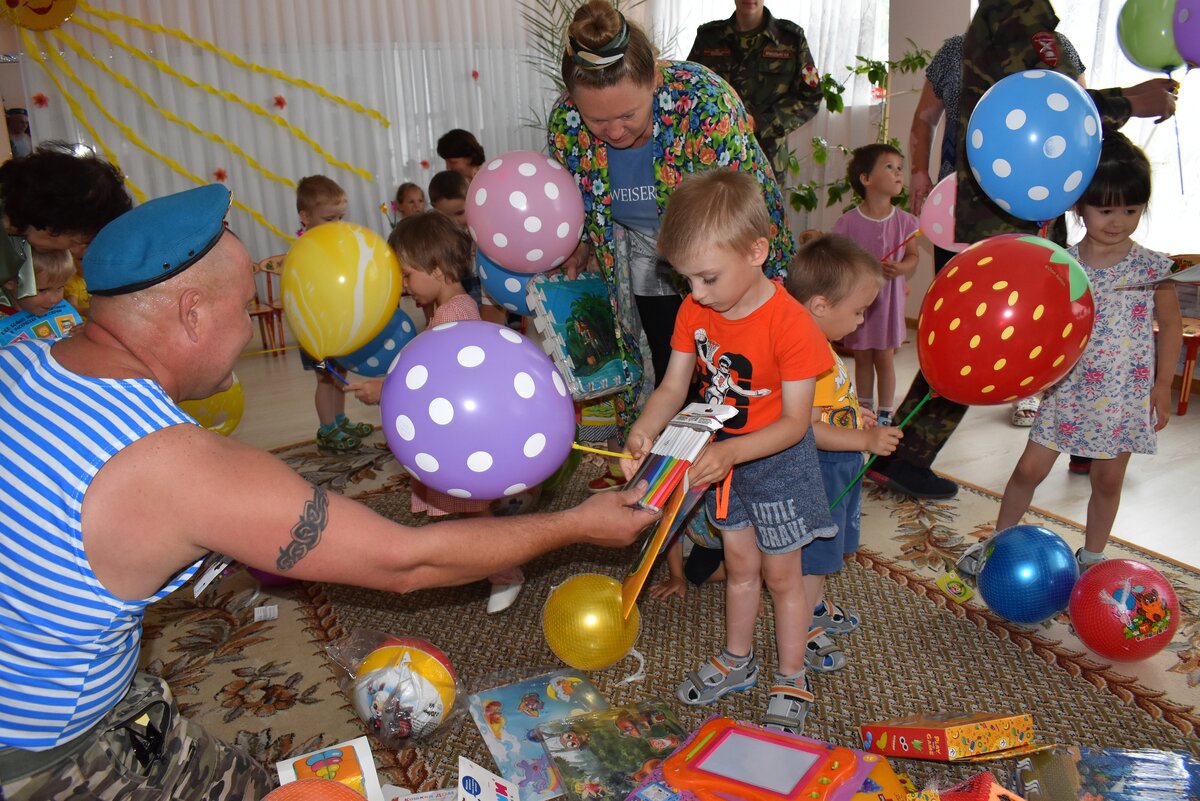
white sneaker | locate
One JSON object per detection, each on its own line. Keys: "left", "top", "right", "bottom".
{"left": 954, "top": 540, "right": 988, "bottom": 585}
{"left": 487, "top": 582, "right": 523, "bottom": 614}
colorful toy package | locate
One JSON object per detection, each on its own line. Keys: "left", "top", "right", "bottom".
{"left": 1013, "top": 745, "right": 1199, "bottom": 800}
{"left": 859, "top": 712, "right": 1034, "bottom": 762}
{"left": 468, "top": 668, "right": 608, "bottom": 801}
{"left": 537, "top": 698, "right": 687, "bottom": 801}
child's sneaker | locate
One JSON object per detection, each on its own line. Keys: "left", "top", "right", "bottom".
{"left": 1075, "top": 547, "right": 1105, "bottom": 572}
{"left": 336, "top": 415, "right": 374, "bottom": 438}
{"left": 316, "top": 425, "right": 361, "bottom": 454}
{"left": 811, "top": 600, "right": 859, "bottom": 635}
{"left": 877, "top": 410, "right": 894, "bottom": 427}
{"left": 762, "top": 672, "right": 814, "bottom": 734}
{"left": 676, "top": 651, "right": 758, "bottom": 706}
{"left": 954, "top": 539, "right": 988, "bottom": 586}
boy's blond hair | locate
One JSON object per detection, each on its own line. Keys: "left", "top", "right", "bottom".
{"left": 785, "top": 234, "right": 883, "bottom": 305}
{"left": 31, "top": 248, "right": 75, "bottom": 287}
{"left": 387, "top": 211, "right": 474, "bottom": 284}
{"left": 658, "top": 170, "right": 770, "bottom": 266}
{"left": 295, "top": 175, "right": 346, "bottom": 213}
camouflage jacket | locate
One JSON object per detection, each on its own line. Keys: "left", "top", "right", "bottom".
{"left": 954, "top": 0, "right": 1131, "bottom": 245}
{"left": 687, "top": 8, "right": 822, "bottom": 172}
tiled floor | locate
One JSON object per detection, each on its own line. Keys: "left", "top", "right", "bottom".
{"left": 230, "top": 318, "right": 1199, "bottom": 570}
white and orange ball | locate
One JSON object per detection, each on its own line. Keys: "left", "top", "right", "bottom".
{"left": 352, "top": 637, "right": 458, "bottom": 740}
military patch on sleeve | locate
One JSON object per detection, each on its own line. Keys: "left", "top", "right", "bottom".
{"left": 763, "top": 47, "right": 794, "bottom": 60}
{"left": 702, "top": 47, "right": 732, "bottom": 57}
{"left": 1031, "top": 31, "right": 1060, "bottom": 67}
{"left": 802, "top": 64, "right": 820, "bottom": 88}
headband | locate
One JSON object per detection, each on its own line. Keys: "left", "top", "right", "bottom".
{"left": 566, "top": 14, "right": 630, "bottom": 70}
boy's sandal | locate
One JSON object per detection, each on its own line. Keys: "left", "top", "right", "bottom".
{"left": 316, "top": 427, "right": 361, "bottom": 454}
{"left": 338, "top": 418, "right": 376, "bottom": 437}
{"left": 676, "top": 653, "right": 759, "bottom": 706}
{"left": 762, "top": 675, "right": 815, "bottom": 734}
{"left": 812, "top": 600, "right": 859, "bottom": 635}
{"left": 805, "top": 627, "right": 847, "bottom": 673}
{"left": 1011, "top": 396, "right": 1039, "bottom": 427}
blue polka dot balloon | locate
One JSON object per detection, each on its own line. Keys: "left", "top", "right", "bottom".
{"left": 977, "top": 525, "right": 1079, "bottom": 624}
{"left": 477, "top": 249, "right": 534, "bottom": 316}
{"left": 338, "top": 306, "right": 418, "bottom": 377}
{"left": 967, "top": 70, "right": 1102, "bottom": 222}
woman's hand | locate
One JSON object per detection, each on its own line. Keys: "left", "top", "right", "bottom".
{"left": 1124, "top": 78, "right": 1178, "bottom": 124}
{"left": 559, "top": 240, "right": 597, "bottom": 279}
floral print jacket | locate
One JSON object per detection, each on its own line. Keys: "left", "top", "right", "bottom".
{"left": 547, "top": 60, "right": 794, "bottom": 281}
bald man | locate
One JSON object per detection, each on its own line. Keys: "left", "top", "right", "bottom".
{"left": 0, "top": 184, "right": 657, "bottom": 798}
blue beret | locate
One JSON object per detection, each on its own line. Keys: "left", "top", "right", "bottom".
{"left": 84, "top": 184, "right": 232, "bottom": 296}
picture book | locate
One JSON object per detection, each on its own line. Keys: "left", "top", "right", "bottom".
{"left": 527, "top": 272, "right": 641, "bottom": 401}
{"left": 467, "top": 669, "right": 608, "bottom": 801}
{"left": 536, "top": 698, "right": 686, "bottom": 801}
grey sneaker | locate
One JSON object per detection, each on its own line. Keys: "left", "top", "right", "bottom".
{"left": 954, "top": 540, "right": 989, "bottom": 586}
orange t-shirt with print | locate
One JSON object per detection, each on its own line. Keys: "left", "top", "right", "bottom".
{"left": 670, "top": 282, "right": 831, "bottom": 435}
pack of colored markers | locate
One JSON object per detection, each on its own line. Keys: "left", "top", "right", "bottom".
{"left": 629, "top": 403, "right": 739, "bottom": 512}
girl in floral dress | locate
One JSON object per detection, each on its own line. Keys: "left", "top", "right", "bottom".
{"left": 995, "top": 131, "right": 1181, "bottom": 567}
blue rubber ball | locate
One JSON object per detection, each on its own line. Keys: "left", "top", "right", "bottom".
{"left": 977, "top": 525, "right": 1078, "bottom": 624}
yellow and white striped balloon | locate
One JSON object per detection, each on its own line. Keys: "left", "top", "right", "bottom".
{"left": 179, "top": 374, "right": 245, "bottom": 436}
{"left": 282, "top": 222, "right": 401, "bottom": 359}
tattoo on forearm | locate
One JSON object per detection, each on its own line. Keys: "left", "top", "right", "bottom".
{"left": 276, "top": 486, "right": 329, "bottom": 571}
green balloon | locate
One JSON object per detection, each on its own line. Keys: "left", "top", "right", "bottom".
{"left": 1118, "top": 0, "right": 1183, "bottom": 71}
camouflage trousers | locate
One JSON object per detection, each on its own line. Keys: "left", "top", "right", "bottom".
{"left": 0, "top": 673, "right": 273, "bottom": 801}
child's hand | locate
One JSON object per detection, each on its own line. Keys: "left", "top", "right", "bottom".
{"left": 1150, "top": 385, "right": 1171, "bottom": 431}
{"left": 864, "top": 425, "right": 903, "bottom": 456}
{"left": 344, "top": 379, "right": 383, "bottom": 405}
{"left": 620, "top": 428, "right": 654, "bottom": 479}
{"left": 881, "top": 259, "right": 902, "bottom": 280}
{"left": 859, "top": 406, "right": 878, "bottom": 428}
{"left": 648, "top": 575, "right": 687, "bottom": 601}
{"left": 688, "top": 440, "right": 736, "bottom": 486}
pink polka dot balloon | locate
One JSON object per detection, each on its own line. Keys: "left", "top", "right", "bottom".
{"left": 466, "top": 150, "right": 585, "bottom": 274}
{"left": 379, "top": 320, "right": 576, "bottom": 500}
{"left": 919, "top": 173, "right": 972, "bottom": 253}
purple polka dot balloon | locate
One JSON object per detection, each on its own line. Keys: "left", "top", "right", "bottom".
{"left": 466, "top": 150, "right": 585, "bottom": 274}
{"left": 380, "top": 320, "right": 575, "bottom": 500}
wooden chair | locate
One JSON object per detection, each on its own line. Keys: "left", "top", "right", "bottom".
{"left": 250, "top": 254, "right": 286, "bottom": 356}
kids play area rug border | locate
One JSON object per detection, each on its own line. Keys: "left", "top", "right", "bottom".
{"left": 137, "top": 434, "right": 1200, "bottom": 793}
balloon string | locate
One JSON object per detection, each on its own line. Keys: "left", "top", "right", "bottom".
{"left": 614, "top": 647, "right": 646, "bottom": 687}
{"left": 317, "top": 359, "right": 350, "bottom": 385}
{"left": 1037, "top": 221, "right": 1050, "bottom": 239}
{"left": 827, "top": 390, "right": 935, "bottom": 511}
{"left": 1169, "top": 69, "right": 1185, "bottom": 195}
{"left": 879, "top": 229, "right": 922, "bottom": 263}
{"left": 572, "top": 443, "right": 634, "bottom": 460}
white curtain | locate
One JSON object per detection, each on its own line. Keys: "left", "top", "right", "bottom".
{"left": 643, "top": 0, "right": 889, "bottom": 233}
{"left": 1053, "top": 0, "right": 1199, "bottom": 257}
{"left": 18, "top": 1, "right": 560, "bottom": 261}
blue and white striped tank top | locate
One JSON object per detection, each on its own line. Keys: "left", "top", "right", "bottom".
{"left": 0, "top": 340, "right": 203, "bottom": 751}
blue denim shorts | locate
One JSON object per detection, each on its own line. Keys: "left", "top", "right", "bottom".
{"left": 705, "top": 428, "right": 836, "bottom": 554}
{"left": 804, "top": 448, "right": 863, "bottom": 575}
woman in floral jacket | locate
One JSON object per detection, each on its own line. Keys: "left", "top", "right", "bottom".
{"left": 547, "top": 0, "right": 795, "bottom": 441}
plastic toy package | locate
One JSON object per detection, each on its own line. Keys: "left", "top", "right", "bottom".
{"left": 326, "top": 628, "right": 466, "bottom": 749}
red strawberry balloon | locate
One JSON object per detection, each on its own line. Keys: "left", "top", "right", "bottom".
{"left": 917, "top": 233, "right": 1094, "bottom": 405}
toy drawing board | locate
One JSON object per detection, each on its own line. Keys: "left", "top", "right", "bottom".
{"left": 627, "top": 717, "right": 902, "bottom": 801}
{"left": 528, "top": 272, "right": 641, "bottom": 401}
{"left": 467, "top": 669, "right": 608, "bottom": 801}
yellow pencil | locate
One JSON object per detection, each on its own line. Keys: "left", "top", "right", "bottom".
{"left": 572, "top": 443, "right": 634, "bottom": 460}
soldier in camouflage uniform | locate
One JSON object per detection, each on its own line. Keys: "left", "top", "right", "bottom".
{"left": 867, "top": 0, "right": 1177, "bottom": 500}
{"left": 1, "top": 674, "right": 272, "bottom": 800}
{"left": 688, "top": 2, "right": 823, "bottom": 175}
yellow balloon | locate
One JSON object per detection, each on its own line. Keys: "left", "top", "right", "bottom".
{"left": 3, "top": 0, "right": 77, "bottom": 31}
{"left": 179, "top": 374, "right": 245, "bottom": 436}
{"left": 542, "top": 573, "right": 640, "bottom": 670}
{"left": 281, "top": 222, "right": 401, "bottom": 359}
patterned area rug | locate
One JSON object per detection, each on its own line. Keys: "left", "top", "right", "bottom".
{"left": 140, "top": 433, "right": 1199, "bottom": 794}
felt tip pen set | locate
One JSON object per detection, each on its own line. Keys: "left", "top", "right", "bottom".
{"left": 628, "top": 403, "right": 739, "bottom": 513}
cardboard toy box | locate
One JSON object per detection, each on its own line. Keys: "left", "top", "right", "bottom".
{"left": 859, "top": 712, "right": 1034, "bottom": 762}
